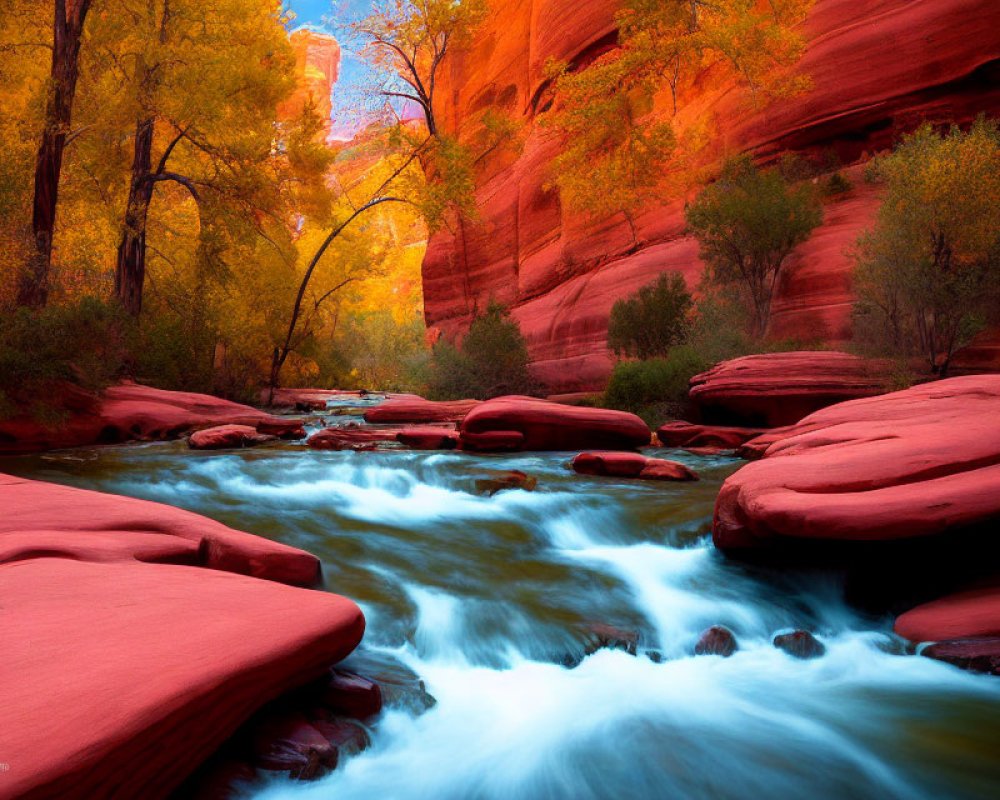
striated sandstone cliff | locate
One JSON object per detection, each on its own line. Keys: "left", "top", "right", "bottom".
{"left": 423, "top": 0, "right": 1000, "bottom": 393}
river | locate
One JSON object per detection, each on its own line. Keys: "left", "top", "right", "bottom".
{"left": 3, "top": 423, "right": 1000, "bottom": 800}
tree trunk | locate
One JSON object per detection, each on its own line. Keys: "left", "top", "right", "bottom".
{"left": 114, "top": 117, "right": 156, "bottom": 316}
{"left": 17, "top": 0, "right": 92, "bottom": 307}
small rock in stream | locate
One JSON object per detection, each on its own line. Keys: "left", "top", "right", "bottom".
{"left": 320, "top": 669, "right": 383, "bottom": 720}
{"left": 695, "top": 625, "right": 738, "bottom": 657}
{"left": 474, "top": 469, "right": 538, "bottom": 496}
{"left": 773, "top": 630, "right": 826, "bottom": 659}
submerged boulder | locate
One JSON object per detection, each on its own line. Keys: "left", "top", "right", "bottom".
{"left": 921, "top": 638, "right": 1000, "bottom": 676}
{"left": 460, "top": 396, "right": 650, "bottom": 452}
{"left": 689, "top": 351, "right": 891, "bottom": 427}
{"left": 0, "top": 474, "right": 364, "bottom": 799}
{"left": 713, "top": 375, "right": 1000, "bottom": 551}
{"left": 474, "top": 469, "right": 538, "bottom": 495}
{"left": 189, "top": 424, "right": 276, "bottom": 450}
{"left": 571, "top": 452, "right": 697, "bottom": 482}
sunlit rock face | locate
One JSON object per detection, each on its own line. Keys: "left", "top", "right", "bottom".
{"left": 279, "top": 29, "right": 341, "bottom": 139}
{"left": 423, "top": 0, "right": 1000, "bottom": 393}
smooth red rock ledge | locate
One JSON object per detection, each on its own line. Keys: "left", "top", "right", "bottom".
{"left": 689, "top": 351, "right": 891, "bottom": 427}
{"left": 713, "top": 375, "right": 1000, "bottom": 551}
{"left": 0, "top": 474, "right": 363, "bottom": 799}
{"left": 460, "top": 396, "right": 651, "bottom": 452}
{"left": 572, "top": 452, "right": 698, "bottom": 482}
{"left": 0, "top": 382, "right": 305, "bottom": 454}
{"left": 364, "top": 396, "right": 480, "bottom": 424}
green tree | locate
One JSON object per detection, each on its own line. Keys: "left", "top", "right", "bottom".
{"left": 686, "top": 156, "right": 822, "bottom": 339}
{"left": 852, "top": 119, "right": 1000, "bottom": 375}
{"left": 607, "top": 272, "right": 692, "bottom": 359}
{"left": 427, "top": 302, "right": 542, "bottom": 399}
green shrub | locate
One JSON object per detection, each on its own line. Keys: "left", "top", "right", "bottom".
{"left": 822, "top": 172, "right": 853, "bottom": 197}
{"left": 607, "top": 272, "right": 693, "bottom": 359}
{"left": 601, "top": 346, "right": 709, "bottom": 425}
{"left": 426, "top": 302, "right": 543, "bottom": 399}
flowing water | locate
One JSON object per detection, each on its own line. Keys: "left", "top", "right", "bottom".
{"left": 4, "top": 430, "right": 1000, "bottom": 800}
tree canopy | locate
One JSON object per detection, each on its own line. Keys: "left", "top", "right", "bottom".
{"left": 853, "top": 119, "right": 1000, "bottom": 374}
{"left": 686, "top": 156, "right": 822, "bottom": 340}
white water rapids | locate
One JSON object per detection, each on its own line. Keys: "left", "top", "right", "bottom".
{"left": 7, "top": 440, "right": 1000, "bottom": 799}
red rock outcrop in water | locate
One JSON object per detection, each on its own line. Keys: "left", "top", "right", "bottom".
{"left": 712, "top": 375, "right": 1000, "bottom": 551}
{"left": 364, "top": 396, "right": 480, "bottom": 424}
{"left": 0, "top": 382, "right": 305, "bottom": 454}
{"left": 460, "top": 395, "right": 650, "bottom": 451}
{"left": 572, "top": 451, "right": 698, "bottom": 481}
{"left": 423, "top": 0, "right": 1000, "bottom": 392}
{"left": 0, "top": 474, "right": 364, "bottom": 799}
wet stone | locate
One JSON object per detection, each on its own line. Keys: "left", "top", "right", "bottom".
{"left": 474, "top": 469, "right": 538, "bottom": 496}
{"left": 773, "top": 630, "right": 826, "bottom": 659}
{"left": 320, "top": 669, "right": 384, "bottom": 720}
{"left": 694, "top": 625, "right": 738, "bottom": 657}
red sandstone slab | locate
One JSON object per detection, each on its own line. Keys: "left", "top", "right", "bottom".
{"left": 0, "top": 382, "right": 304, "bottom": 454}
{"left": 689, "top": 351, "right": 891, "bottom": 427}
{"left": 364, "top": 397, "right": 480, "bottom": 424}
{"left": 0, "top": 474, "right": 320, "bottom": 586}
{"left": 0, "top": 558, "right": 363, "bottom": 799}
{"left": 572, "top": 452, "right": 697, "bottom": 481}
{"left": 307, "top": 427, "right": 402, "bottom": 450}
{"left": 395, "top": 427, "right": 460, "bottom": 450}
{"left": 189, "top": 424, "right": 276, "bottom": 450}
{"left": 895, "top": 587, "right": 1000, "bottom": 643}
{"left": 0, "top": 474, "right": 364, "bottom": 799}
{"left": 712, "top": 375, "right": 1000, "bottom": 550}
{"left": 460, "top": 396, "right": 651, "bottom": 452}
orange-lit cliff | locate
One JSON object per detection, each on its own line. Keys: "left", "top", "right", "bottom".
{"left": 422, "top": 0, "right": 1000, "bottom": 392}
{"left": 279, "top": 29, "right": 341, "bottom": 139}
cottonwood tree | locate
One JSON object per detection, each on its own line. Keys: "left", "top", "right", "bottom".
{"left": 17, "top": 0, "right": 94, "bottom": 307}
{"left": 685, "top": 156, "right": 821, "bottom": 340}
{"left": 82, "top": 0, "right": 311, "bottom": 315}
{"left": 853, "top": 119, "right": 1000, "bottom": 375}
{"left": 542, "top": 0, "right": 814, "bottom": 227}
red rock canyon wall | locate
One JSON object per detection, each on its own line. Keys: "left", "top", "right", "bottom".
{"left": 422, "top": 0, "right": 1000, "bottom": 392}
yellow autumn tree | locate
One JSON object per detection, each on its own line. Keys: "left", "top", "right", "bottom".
{"left": 542, "top": 0, "right": 814, "bottom": 228}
